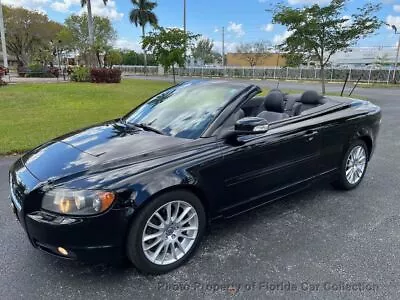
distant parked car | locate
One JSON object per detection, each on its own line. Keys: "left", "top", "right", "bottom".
{"left": 9, "top": 81, "right": 381, "bottom": 274}
{"left": 0, "top": 65, "right": 9, "bottom": 75}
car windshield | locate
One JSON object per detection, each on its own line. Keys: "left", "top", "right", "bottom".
{"left": 124, "top": 81, "right": 243, "bottom": 139}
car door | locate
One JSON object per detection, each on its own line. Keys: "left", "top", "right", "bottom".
{"left": 216, "top": 119, "right": 322, "bottom": 216}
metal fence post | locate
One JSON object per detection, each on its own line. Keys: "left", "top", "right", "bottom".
{"left": 348, "top": 68, "right": 352, "bottom": 82}
{"left": 387, "top": 69, "right": 391, "bottom": 84}
{"left": 368, "top": 67, "right": 372, "bottom": 84}
{"left": 286, "top": 67, "right": 289, "bottom": 80}
{"left": 299, "top": 67, "right": 302, "bottom": 80}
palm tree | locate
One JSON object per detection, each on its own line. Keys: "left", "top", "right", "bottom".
{"left": 81, "top": 0, "right": 108, "bottom": 48}
{"left": 129, "top": 0, "right": 158, "bottom": 69}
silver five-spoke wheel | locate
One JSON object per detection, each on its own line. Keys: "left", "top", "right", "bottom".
{"left": 345, "top": 145, "right": 367, "bottom": 185}
{"left": 142, "top": 200, "right": 199, "bottom": 265}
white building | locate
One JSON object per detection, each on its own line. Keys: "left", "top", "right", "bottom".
{"left": 0, "top": 51, "right": 17, "bottom": 67}
{"left": 330, "top": 47, "right": 399, "bottom": 67}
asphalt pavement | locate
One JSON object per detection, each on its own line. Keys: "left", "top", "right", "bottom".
{"left": 1, "top": 82, "right": 400, "bottom": 299}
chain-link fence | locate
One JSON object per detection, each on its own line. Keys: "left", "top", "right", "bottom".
{"left": 115, "top": 65, "right": 400, "bottom": 84}
{"left": 115, "top": 65, "right": 159, "bottom": 76}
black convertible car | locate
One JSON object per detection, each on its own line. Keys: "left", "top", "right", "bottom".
{"left": 9, "top": 80, "right": 381, "bottom": 274}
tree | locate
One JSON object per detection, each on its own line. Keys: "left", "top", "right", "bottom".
{"left": 104, "top": 49, "right": 123, "bottom": 68}
{"left": 375, "top": 53, "right": 390, "bottom": 66}
{"left": 119, "top": 50, "right": 157, "bottom": 65}
{"left": 121, "top": 50, "right": 139, "bottom": 65}
{"left": 80, "top": 0, "right": 108, "bottom": 47}
{"left": 236, "top": 41, "right": 272, "bottom": 67}
{"left": 192, "top": 38, "right": 215, "bottom": 64}
{"left": 211, "top": 51, "right": 223, "bottom": 65}
{"left": 64, "top": 14, "right": 116, "bottom": 67}
{"left": 272, "top": 0, "right": 382, "bottom": 94}
{"left": 129, "top": 0, "right": 158, "bottom": 70}
{"left": 1, "top": 5, "right": 63, "bottom": 66}
{"left": 284, "top": 52, "right": 306, "bottom": 67}
{"left": 143, "top": 27, "right": 199, "bottom": 83}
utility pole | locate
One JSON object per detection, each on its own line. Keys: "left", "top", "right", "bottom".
{"left": 0, "top": 0, "right": 8, "bottom": 68}
{"left": 222, "top": 26, "right": 225, "bottom": 67}
{"left": 392, "top": 25, "right": 400, "bottom": 83}
{"left": 183, "top": 0, "right": 187, "bottom": 65}
{"left": 183, "top": 0, "right": 186, "bottom": 35}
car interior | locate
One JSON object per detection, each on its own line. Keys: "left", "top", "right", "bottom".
{"left": 233, "top": 89, "right": 329, "bottom": 125}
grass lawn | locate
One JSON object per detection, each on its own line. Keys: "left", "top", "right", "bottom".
{"left": 0, "top": 79, "right": 172, "bottom": 154}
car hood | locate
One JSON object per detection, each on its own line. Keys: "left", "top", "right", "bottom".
{"left": 21, "top": 121, "right": 191, "bottom": 182}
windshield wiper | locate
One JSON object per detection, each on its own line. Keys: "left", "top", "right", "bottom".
{"left": 133, "top": 123, "right": 165, "bottom": 135}
{"left": 118, "top": 118, "right": 164, "bottom": 135}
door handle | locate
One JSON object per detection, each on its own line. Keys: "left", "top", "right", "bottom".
{"left": 304, "top": 130, "right": 318, "bottom": 141}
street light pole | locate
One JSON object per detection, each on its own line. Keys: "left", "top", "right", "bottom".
{"left": 0, "top": 0, "right": 8, "bottom": 68}
{"left": 392, "top": 25, "right": 400, "bottom": 83}
{"left": 222, "top": 26, "right": 225, "bottom": 67}
{"left": 183, "top": 0, "right": 187, "bottom": 65}
{"left": 183, "top": 0, "right": 186, "bottom": 35}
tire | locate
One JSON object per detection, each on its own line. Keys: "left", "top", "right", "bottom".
{"left": 126, "top": 190, "right": 206, "bottom": 274}
{"left": 332, "top": 140, "right": 369, "bottom": 190}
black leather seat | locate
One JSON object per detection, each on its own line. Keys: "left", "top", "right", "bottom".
{"left": 293, "top": 91, "right": 326, "bottom": 116}
{"left": 241, "top": 96, "right": 264, "bottom": 117}
{"left": 257, "top": 92, "right": 289, "bottom": 122}
{"left": 284, "top": 95, "right": 300, "bottom": 116}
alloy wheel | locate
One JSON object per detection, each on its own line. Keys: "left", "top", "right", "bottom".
{"left": 142, "top": 200, "right": 199, "bottom": 265}
{"left": 345, "top": 145, "right": 367, "bottom": 185}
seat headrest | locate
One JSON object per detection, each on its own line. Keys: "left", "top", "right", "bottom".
{"left": 264, "top": 91, "right": 285, "bottom": 113}
{"left": 300, "top": 90, "right": 323, "bottom": 104}
{"left": 269, "top": 88, "right": 283, "bottom": 94}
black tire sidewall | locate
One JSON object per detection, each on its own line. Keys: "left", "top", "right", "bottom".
{"left": 126, "top": 190, "right": 206, "bottom": 274}
{"left": 337, "top": 140, "right": 369, "bottom": 190}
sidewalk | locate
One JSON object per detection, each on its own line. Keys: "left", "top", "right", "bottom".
{"left": 4, "top": 73, "right": 69, "bottom": 84}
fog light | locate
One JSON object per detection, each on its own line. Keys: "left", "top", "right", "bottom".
{"left": 57, "top": 247, "right": 68, "bottom": 256}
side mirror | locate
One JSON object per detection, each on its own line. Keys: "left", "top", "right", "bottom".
{"left": 234, "top": 117, "right": 269, "bottom": 134}
{"left": 223, "top": 117, "right": 269, "bottom": 142}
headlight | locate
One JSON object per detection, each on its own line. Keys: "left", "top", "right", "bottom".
{"left": 41, "top": 189, "right": 116, "bottom": 216}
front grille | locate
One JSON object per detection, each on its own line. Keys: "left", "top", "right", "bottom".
{"left": 9, "top": 175, "right": 24, "bottom": 211}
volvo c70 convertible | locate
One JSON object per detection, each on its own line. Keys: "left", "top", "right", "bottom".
{"left": 9, "top": 80, "right": 381, "bottom": 274}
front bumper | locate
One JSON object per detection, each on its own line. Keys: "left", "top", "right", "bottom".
{"left": 9, "top": 159, "right": 133, "bottom": 263}
{"left": 23, "top": 208, "right": 132, "bottom": 262}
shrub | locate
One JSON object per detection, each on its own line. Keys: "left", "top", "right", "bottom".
{"left": 70, "top": 66, "right": 91, "bottom": 82}
{"left": 90, "top": 68, "right": 122, "bottom": 83}
{"left": 49, "top": 67, "right": 60, "bottom": 78}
